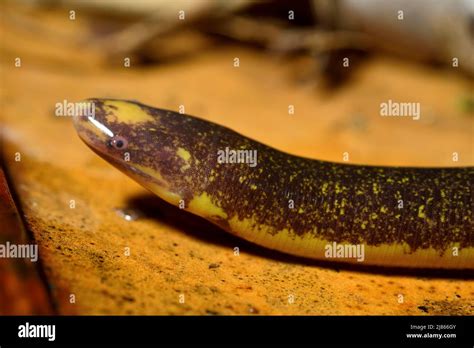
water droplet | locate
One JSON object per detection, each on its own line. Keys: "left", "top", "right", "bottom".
{"left": 114, "top": 207, "right": 141, "bottom": 221}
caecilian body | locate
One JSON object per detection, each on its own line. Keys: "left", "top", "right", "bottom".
{"left": 73, "top": 99, "right": 473, "bottom": 269}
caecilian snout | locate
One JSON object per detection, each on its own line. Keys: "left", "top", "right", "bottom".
{"left": 72, "top": 99, "right": 115, "bottom": 148}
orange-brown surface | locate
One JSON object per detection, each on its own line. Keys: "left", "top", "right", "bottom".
{"left": 0, "top": 168, "right": 53, "bottom": 315}
{"left": 1, "top": 3, "right": 473, "bottom": 315}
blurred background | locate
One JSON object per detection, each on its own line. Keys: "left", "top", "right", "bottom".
{"left": 1, "top": 0, "right": 473, "bottom": 315}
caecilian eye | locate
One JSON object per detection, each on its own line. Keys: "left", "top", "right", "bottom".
{"left": 109, "top": 135, "right": 128, "bottom": 150}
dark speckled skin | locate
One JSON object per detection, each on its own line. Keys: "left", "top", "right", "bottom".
{"left": 74, "top": 99, "right": 473, "bottom": 264}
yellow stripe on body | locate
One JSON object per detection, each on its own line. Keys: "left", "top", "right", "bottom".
{"left": 224, "top": 215, "right": 474, "bottom": 269}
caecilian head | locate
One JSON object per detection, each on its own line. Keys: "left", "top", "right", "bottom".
{"left": 72, "top": 99, "right": 198, "bottom": 205}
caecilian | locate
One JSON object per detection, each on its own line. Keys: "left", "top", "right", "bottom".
{"left": 73, "top": 99, "right": 473, "bottom": 269}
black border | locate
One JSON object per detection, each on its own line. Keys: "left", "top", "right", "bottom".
{"left": 0, "top": 315, "right": 472, "bottom": 346}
